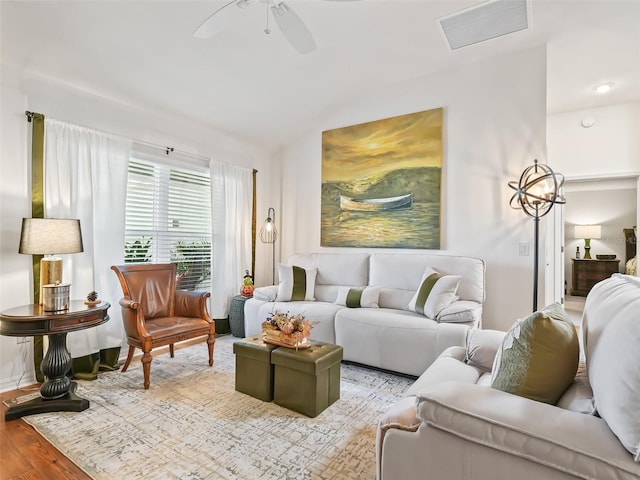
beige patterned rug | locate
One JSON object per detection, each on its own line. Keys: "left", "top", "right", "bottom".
{"left": 24, "top": 335, "right": 414, "bottom": 480}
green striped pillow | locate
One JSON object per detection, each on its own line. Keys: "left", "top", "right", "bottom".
{"left": 408, "top": 267, "right": 461, "bottom": 319}
{"left": 491, "top": 303, "right": 579, "bottom": 405}
{"left": 334, "top": 286, "right": 380, "bottom": 308}
{"left": 275, "top": 264, "right": 317, "bottom": 302}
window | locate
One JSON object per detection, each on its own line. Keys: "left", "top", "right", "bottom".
{"left": 124, "top": 150, "right": 212, "bottom": 292}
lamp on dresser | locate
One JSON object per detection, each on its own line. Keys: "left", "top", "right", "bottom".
{"left": 574, "top": 224, "right": 601, "bottom": 259}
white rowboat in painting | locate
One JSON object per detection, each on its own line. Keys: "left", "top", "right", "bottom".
{"left": 339, "top": 193, "right": 413, "bottom": 212}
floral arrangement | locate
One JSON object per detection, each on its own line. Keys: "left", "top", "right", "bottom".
{"left": 262, "top": 311, "right": 313, "bottom": 348}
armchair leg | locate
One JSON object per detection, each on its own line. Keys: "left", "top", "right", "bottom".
{"left": 142, "top": 351, "right": 152, "bottom": 390}
{"left": 169, "top": 344, "right": 175, "bottom": 358}
{"left": 207, "top": 333, "right": 215, "bottom": 367}
{"left": 122, "top": 345, "right": 135, "bottom": 372}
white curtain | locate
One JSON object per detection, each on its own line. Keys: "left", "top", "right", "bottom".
{"left": 44, "top": 119, "right": 131, "bottom": 358}
{"left": 210, "top": 161, "right": 253, "bottom": 319}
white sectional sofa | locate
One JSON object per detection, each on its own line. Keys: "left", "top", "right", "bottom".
{"left": 376, "top": 273, "right": 640, "bottom": 480}
{"left": 244, "top": 252, "right": 485, "bottom": 376}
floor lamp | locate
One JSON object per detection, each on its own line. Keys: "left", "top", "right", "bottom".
{"left": 509, "top": 160, "right": 565, "bottom": 313}
{"left": 259, "top": 207, "right": 279, "bottom": 285}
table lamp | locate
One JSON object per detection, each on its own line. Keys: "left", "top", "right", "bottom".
{"left": 574, "top": 224, "right": 601, "bottom": 260}
{"left": 19, "top": 218, "right": 84, "bottom": 304}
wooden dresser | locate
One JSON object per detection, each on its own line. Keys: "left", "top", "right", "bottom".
{"left": 571, "top": 259, "right": 620, "bottom": 296}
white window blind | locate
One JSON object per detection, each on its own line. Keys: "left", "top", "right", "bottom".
{"left": 124, "top": 153, "right": 212, "bottom": 292}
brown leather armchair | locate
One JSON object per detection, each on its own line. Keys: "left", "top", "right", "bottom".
{"left": 111, "top": 263, "right": 215, "bottom": 389}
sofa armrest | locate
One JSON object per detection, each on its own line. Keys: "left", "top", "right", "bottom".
{"left": 405, "top": 346, "right": 481, "bottom": 397}
{"left": 417, "top": 382, "right": 640, "bottom": 480}
{"left": 376, "top": 396, "right": 421, "bottom": 480}
{"left": 464, "top": 328, "right": 505, "bottom": 372}
{"left": 436, "top": 300, "right": 481, "bottom": 324}
{"left": 253, "top": 285, "right": 278, "bottom": 302}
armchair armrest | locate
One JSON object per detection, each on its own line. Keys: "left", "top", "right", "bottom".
{"left": 175, "top": 290, "right": 211, "bottom": 320}
{"left": 417, "top": 382, "right": 640, "bottom": 480}
{"left": 118, "top": 297, "right": 151, "bottom": 339}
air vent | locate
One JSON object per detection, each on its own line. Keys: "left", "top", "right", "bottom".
{"left": 439, "top": 0, "right": 528, "bottom": 50}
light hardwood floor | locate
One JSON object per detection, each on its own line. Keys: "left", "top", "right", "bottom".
{"left": 1, "top": 386, "right": 91, "bottom": 480}
{"left": 0, "top": 337, "right": 210, "bottom": 480}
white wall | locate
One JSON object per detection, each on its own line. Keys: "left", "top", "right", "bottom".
{"left": 547, "top": 102, "right": 640, "bottom": 295}
{"left": 548, "top": 102, "right": 640, "bottom": 178}
{"left": 274, "top": 46, "right": 549, "bottom": 331}
{"left": 0, "top": 64, "right": 270, "bottom": 391}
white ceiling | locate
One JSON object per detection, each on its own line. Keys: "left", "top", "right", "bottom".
{"left": 2, "top": 0, "right": 639, "bottom": 152}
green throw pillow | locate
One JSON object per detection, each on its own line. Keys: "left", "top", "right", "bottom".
{"left": 334, "top": 286, "right": 380, "bottom": 308}
{"left": 491, "top": 303, "right": 579, "bottom": 405}
{"left": 275, "top": 264, "right": 317, "bottom": 301}
{"left": 408, "top": 267, "right": 461, "bottom": 319}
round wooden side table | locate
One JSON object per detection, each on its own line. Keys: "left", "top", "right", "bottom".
{"left": 0, "top": 300, "right": 110, "bottom": 420}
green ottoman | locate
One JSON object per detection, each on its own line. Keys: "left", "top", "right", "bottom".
{"left": 272, "top": 341, "right": 343, "bottom": 417}
{"left": 233, "top": 336, "right": 278, "bottom": 402}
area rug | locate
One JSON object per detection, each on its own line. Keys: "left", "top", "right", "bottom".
{"left": 24, "top": 336, "right": 414, "bottom": 480}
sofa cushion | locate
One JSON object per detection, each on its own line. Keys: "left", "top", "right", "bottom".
{"left": 288, "top": 253, "right": 369, "bottom": 287}
{"left": 583, "top": 274, "right": 640, "bottom": 461}
{"left": 491, "top": 303, "right": 579, "bottom": 405}
{"left": 334, "top": 286, "right": 380, "bottom": 308}
{"left": 417, "top": 381, "right": 640, "bottom": 480}
{"left": 369, "top": 253, "right": 485, "bottom": 304}
{"left": 556, "top": 362, "right": 596, "bottom": 415}
{"left": 408, "top": 268, "right": 461, "bottom": 318}
{"left": 464, "top": 329, "right": 505, "bottom": 372}
{"left": 275, "top": 264, "right": 317, "bottom": 301}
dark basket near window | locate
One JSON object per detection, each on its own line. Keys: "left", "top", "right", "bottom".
{"left": 229, "top": 295, "right": 249, "bottom": 338}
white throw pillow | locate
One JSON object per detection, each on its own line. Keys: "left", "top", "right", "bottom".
{"left": 408, "top": 267, "right": 461, "bottom": 319}
{"left": 334, "top": 286, "right": 380, "bottom": 308}
{"left": 275, "top": 264, "right": 317, "bottom": 302}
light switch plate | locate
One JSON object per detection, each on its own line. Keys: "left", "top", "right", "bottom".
{"left": 519, "top": 242, "right": 530, "bottom": 256}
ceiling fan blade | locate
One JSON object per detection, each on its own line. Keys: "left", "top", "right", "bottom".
{"left": 270, "top": 1, "right": 316, "bottom": 54}
{"left": 194, "top": 0, "right": 246, "bottom": 39}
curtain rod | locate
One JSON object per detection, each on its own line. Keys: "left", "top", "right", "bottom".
{"left": 24, "top": 110, "right": 213, "bottom": 164}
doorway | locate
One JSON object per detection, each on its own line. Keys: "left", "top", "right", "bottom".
{"left": 546, "top": 174, "right": 639, "bottom": 324}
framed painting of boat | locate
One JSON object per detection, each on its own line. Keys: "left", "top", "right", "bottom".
{"left": 321, "top": 107, "right": 443, "bottom": 249}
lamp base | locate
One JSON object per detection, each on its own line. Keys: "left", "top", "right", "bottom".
{"left": 39, "top": 256, "right": 62, "bottom": 305}
{"left": 583, "top": 239, "right": 592, "bottom": 260}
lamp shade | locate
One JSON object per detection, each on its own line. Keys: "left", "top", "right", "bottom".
{"left": 508, "top": 159, "right": 565, "bottom": 218}
{"left": 574, "top": 225, "right": 601, "bottom": 240}
{"left": 19, "top": 218, "right": 84, "bottom": 255}
{"left": 259, "top": 208, "right": 279, "bottom": 244}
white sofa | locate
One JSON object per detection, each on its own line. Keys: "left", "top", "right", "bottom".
{"left": 244, "top": 252, "right": 485, "bottom": 376}
{"left": 377, "top": 273, "right": 640, "bottom": 480}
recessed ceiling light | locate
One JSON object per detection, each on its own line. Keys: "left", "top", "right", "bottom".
{"left": 595, "top": 82, "right": 615, "bottom": 94}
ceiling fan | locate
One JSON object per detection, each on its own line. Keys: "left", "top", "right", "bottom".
{"left": 193, "top": 0, "right": 356, "bottom": 54}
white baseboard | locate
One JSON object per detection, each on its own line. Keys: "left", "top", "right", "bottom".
{"left": 0, "top": 372, "right": 37, "bottom": 393}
